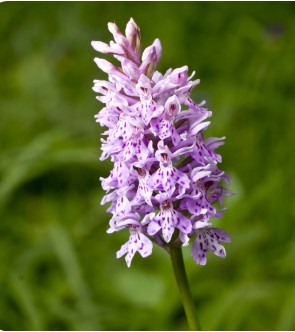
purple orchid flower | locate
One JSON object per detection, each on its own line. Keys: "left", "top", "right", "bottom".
{"left": 92, "top": 18, "right": 232, "bottom": 267}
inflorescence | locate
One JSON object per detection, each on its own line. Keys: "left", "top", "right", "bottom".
{"left": 92, "top": 18, "right": 232, "bottom": 267}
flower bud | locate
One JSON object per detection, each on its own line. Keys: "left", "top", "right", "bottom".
{"left": 125, "top": 17, "right": 141, "bottom": 56}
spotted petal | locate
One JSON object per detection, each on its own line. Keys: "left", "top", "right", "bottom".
{"left": 147, "top": 205, "right": 192, "bottom": 243}
{"left": 117, "top": 227, "right": 153, "bottom": 267}
{"left": 192, "top": 227, "right": 231, "bottom": 265}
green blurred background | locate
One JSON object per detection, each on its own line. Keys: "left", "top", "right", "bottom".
{"left": 1, "top": 2, "right": 295, "bottom": 330}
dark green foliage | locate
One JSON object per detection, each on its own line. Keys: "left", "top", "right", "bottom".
{"left": 0, "top": 2, "right": 294, "bottom": 330}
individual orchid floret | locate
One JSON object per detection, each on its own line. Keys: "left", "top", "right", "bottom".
{"left": 150, "top": 94, "right": 181, "bottom": 145}
{"left": 146, "top": 193, "right": 192, "bottom": 243}
{"left": 116, "top": 216, "right": 153, "bottom": 268}
{"left": 140, "top": 39, "right": 162, "bottom": 78}
{"left": 92, "top": 18, "right": 231, "bottom": 267}
{"left": 91, "top": 40, "right": 124, "bottom": 56}
{"left": 132, "top": 74, "right": 164, "bottom": 125}
{"left": 148, "top": 140, "right": 190, "bottom": 196}
{"left": 131, "top": 165, "right": 153, "bottom": 206}
{"left": 100, "top": 160, "right": 133, "bottom": 192}
{"left": 191, "top": 225, "right": 231, "bottom": 265}
{"left": 125, "top": 18, "right": 141, "bottom": 56}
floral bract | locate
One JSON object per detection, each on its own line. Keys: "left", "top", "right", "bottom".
{"left": 92, "top": 18, "right": 232, "bottom": 267}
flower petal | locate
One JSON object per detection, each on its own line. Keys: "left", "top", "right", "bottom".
{"left": 192, "top": 227, "right": 231, "bottom": 265}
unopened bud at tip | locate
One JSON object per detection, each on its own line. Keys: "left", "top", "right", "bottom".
{"left": 108, "top": 22, "right": 122, "bottom": 36}
{"left": 94, "top": 57, "right": 115, "bottom": 73}
{"left": 91, "top": 41, "right": 111, "bottom": 53}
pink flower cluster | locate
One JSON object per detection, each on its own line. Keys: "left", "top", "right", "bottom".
{"left": 92, "top": 18, "right": 232, "bottom": 267}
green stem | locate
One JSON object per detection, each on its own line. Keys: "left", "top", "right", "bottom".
{"left": 169, "top": 243, "right": 202, "bottom": 331}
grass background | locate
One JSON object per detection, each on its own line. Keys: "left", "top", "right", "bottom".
{"left": 0, "top": 2, "right": 295, "bottom": 330}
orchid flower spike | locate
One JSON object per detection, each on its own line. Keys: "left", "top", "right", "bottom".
{"left": 92, "top": 18, "right": 233, "bottom": 267}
